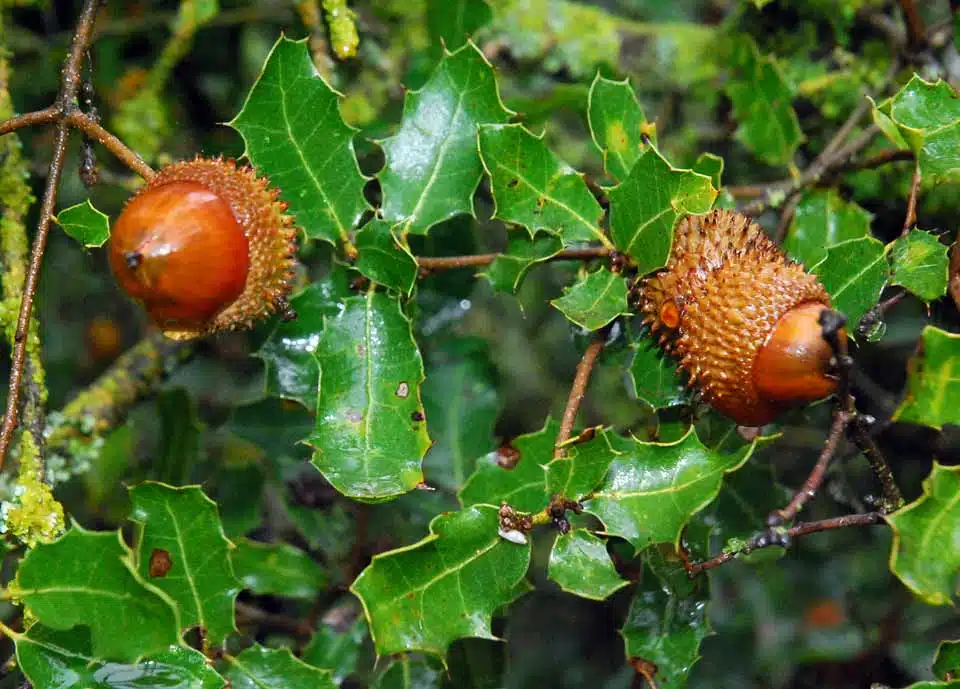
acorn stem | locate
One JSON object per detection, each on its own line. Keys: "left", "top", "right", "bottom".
{"left": 554, "top": 325, "right": 611, "bottom": 460}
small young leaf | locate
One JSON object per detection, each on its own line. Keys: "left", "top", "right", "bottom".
{"left": 893, "top": 327, "right": 960, "bottom": 430}
{"left": 784, "top": 190, "right": 872, "bottom": 267}
{"left": 587, "top": 73, "right": 656, "bottom": 181}
{"left": 478, "top": 123, "right": 607, "bottom": 243}
{"left": 230, "top": 37, "right": 369, "bottom": 246}
{"left": 481, "top": 232, "right": 563, "bottom": 293}
{"left": 551, "top": 267, "right": 629, "bottom": 331}
{"left": 232, "top": 538, "right": 328, "bottom": 599}
{"left": 351, "top": 505, "right": 530, "bottom": 658}
{"left": 887, "top": 462, "right": 960, "bottom": 606}
{"left": 889, "top": 230, "right": 949, "bottom": 303}
{"left": 607, "top": 147, "right": 716, "bottom": 273}
{"left": 308, "top": 290, "right": 429, "bottom": 501}
{"left": 11, "top": 526, "right": 180, "bottom": 662}
{"left": 379, "top": 42, "right": 511, "bottom": 235}
{"left": 54, "top": 200, "right": 110, "bottom": 247}
{"left": 227, "top": 644, "right": 336, "bottom": 689}
{"left": 811, "top": 236, "right": 888, "bottom": 325}
{"left": 629, "top": 339, "right": 687, "bottom": 411}
{"left": 545, "top": 427, "right": 620, "bottom": 501}
{"left": 427, "top": 0, "right": 492, "bottom": 51}
{"left": 355, "top": 220, "right": 418, "bottom": 295}
{"left": 129, "top": 482, "right": 240, "bottom": 644}
{"left": 548, "top": 530, "right": 628, "bottom": 601}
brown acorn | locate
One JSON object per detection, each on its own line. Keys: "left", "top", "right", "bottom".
{"left": 640, "top": 209, "right": 842, "bottom": 426}
{"left": 108, "top": 157, "right": 297, "bottom": 340}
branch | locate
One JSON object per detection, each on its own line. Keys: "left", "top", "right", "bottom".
{"left": 554, "top": 326, "right": 610, "bottom": 459}
{"left": 66, "top": 111, "right": 155, "bottom": 180}
{"left": 902, "top": 161, "right": 921, "bottom": 235}
{"left": 0, "top": 107, "right": 59, "bottom": 136}
{"left": 898, "top": 0, "right": 927, "bottom": 51}
{"left": 416, "top": 246, "right": 611, "bottom": 271}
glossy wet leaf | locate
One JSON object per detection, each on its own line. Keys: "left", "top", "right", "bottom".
{"left": 607, "top": 147, "right": 716, "bottom": 273}
{"left": 724, "top": 35, "right": 802, "bottom": 166}
{"left": 232, "top": 538, "right": 327, "bottom": 599}
{"left": 889, "top": 230, "right": 949, "bottom": 302}
{"left": 351, "top": 505, "right": 530, "bottom": 657}
{"left": 427, "top": 0, "right": 492, "bottom": 51}
{"left": 811, "top": 235, "right": 888, "bottom": 325}
{"left": 893, "top": 327, "right": 960, "bottom": 430}
{"left": 545, "top": 428, "right": 619, "bottom": 501}
{"left": 783, "top": 190, "right": 872, "bottom": 267}
{"left": 379, "top": 42, "right": 511, "bottom": 234}
{"left": 459, "top": 418, "right": 555, "bottom": 512}
{"left": 551, "top": 267, "right": 629, "bottom": 331}
{"left": 478, "top": 123, "right": 606, "bottom": 243}
{"left": 230, "top": 37, "right": 369, "bottom": 245}
{"left": 584, "top": 429, "right": 755, "bottom": 553}
{"left": 355, "top": 220, "right": 418, "bottom": 295}
{"left": 302, "top": 614, "right": 368, "bottom": 684}
{"left": 308, "top": 290, "right": 429, "bottom": 501}
{"left": 547, "top": 530, "right": 628, "bottom": 600}
{"left": 16, "top": 626, "right": 223, "bottom": 689}
{"left": 54, "top": 200, "right": 110, "bottom": 248}
{"left": 629, "top": 339, "right": 686, "bottom": 410}
{"left": 373, "top": 656, "right": 446, "bottom": 689}
{"left": 129, "top": 483, "right": 239, "bottom": 644}
{"left": 11, "top": 525, "right": 180, "bottom": 662}
{"left": 227, "top": 644, "right": 336, "bottom": 689}
{"left": 887, "top": 462, "right": 960, "bottom": 606}
{"left": 481, "top": 232, "right": 563, "bottom": 293}
{"left": 587, "top": 73, "right": 655, "bottom": 181}
{"left": 209, "top": 461, "right": 266, "bottom": 539}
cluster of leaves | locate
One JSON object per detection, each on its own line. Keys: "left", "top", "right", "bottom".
{"left": 5, "top": 1, "right": 960, "bottom": 688}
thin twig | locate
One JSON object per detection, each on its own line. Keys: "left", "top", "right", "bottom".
{"left": 902, "top": 162, "right": 921, "bottom": 235}
{"left": 840, "top": 149, "right": 914, "bottom": 173}
{"left": 850, "top": 417, "right": 903, "bottom": 513}
{"left": 898, "top": 0, "right": 927, "bottom": 50}
{"left": 0, "top": 107, "right": 59, "bottom": 136}
{"left": 66, "top": 111, "right": 155, "bottom": 180}
{"left": 554, "top": 327, "right": 610, "bottom": 459}
{"left": 416, "top": 246, "right": 611, "bottom": 271}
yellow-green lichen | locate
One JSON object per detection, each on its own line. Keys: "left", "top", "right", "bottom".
{"left": 3, "top": 432, "right": 65, "bottom": 548}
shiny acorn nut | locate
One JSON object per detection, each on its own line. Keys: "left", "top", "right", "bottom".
{"left": 641, "top": 209, "right": 843, "bottom": 427}
{"left": 109, "top": 157, "right": 296, "bottom": 340}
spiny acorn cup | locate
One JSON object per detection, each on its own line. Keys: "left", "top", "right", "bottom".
{"left": 639, "top": 209, "right": 843, "bottom": 427}
{"left": 108, "top": 157, "right": 297, "bottom": 340}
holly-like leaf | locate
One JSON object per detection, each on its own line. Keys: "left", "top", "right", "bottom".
{"left": 227, "top": 644, "right": 336, "bottom": 689}
{"left": 629, "top": 339, "right": 686, "bottom": 410}
{"left": 889, "top": 230, "right": 949, "bottom": 303}
{"left": 811, "top": 236, "right": 888, "bottom": 325}
{"left": 481, "top": 232, "right": 563, "bottom": 293}
{"left": 16, "top": 626, "right": 224, "bottom": 689}
{"left": 887, "top": 462, "right": 960, "bottom": 606}
{"left": 229, "top": 37, "right": 369, "bottom": 246}
{"left": 692, "top": 152, "right": 724, "bottom": 189}
{"left": 478, "top": 123, "right": 607, "bottom": 244}
{"left": 54, "top": 200, "right": 110, "bottom": 247}
{"left": 11, "top": 525, "right": 180, "bottom": 662}
{"left": 584, "top": 429, "right": 755, "bottom": 553}
{"left": 351, "top": 505, "right": 530, "bottom": 658}
{"left": 379, "top": 42, "right": 511, "bottom": 235}
{"left": 129, "top": 483, "right": 239, "bottom": 644}
{"left": 934, "top": 640, "right": 960, "bottom": 681}
{"left": 545, "top": 428, "right": 619, "bottom": 501}
{"left": 551, "top": 267, "right": 629, "bottom": 331}
{"left": 422, "top": 339, "right": 500, "bottom": 492}
{"left": 355, "top": 220, "right": 418, "bottom": 295}
{"left": 232, "top": 538, "right": 327, "bottom": 599}
{"left": 724, "top": 35, "right": 803, "bottom": 166}
{"left": 607, "top": 147, "right": 716, "bottom": 273}
{"left": 459, "top": 418, "right": 555, "bottom": 512}
{"left": 209, "top": 461, "right": 266, "bottom": 539}
{"left": 308, "top": 291, "right": 429, "bottom": 501}
{"left": 893, "top": 327, "right": 960, "bottom": 430}
{"left": 783, "top": 190, "right": 872, "bottom": 267}
{"left": 256, "top": 266, "right": 351, "bottom": 409}
{"left": 587, "top": 73, "right": 656, "bottom": 182}
{"left": 427, "top": 0, "right": 492, "bottom": 51}
{"left": 302, "top": 614, "right": 368, "bottom": 684}
{"left": 548, "top": 530, "right": 628, "bottom": 601}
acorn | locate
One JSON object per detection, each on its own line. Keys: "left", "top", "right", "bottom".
{"left": 639, "top": 209, "right": 843, "bottom": 426}
{"left": 108, "top": 157, "right": 297, "bottom": 340}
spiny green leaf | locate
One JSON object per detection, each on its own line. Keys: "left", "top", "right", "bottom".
{"left": 547, "top": 530, "right": 628, "bottom": 601}
{"left": 551, "top": 267, "right": 629, "bottom": 331}
{"left": 811, "top": 235, "right": 888, "bottom": 325}
{"left": 481, "top": 232, "right": 563, "bottom": 293}
{"left": 54, "top": 200, "right": 110, "bottom": 248}
{"left": 893, "top": 327, "right": 960, "bottom": 430}
{"left": 784, "top": 189, "right": 872, "bottom": 267}
{"left": 427, "top": 0, "right": 492, "bottom": 51}
{"left": 584, "top": 429, "right": 755, "bottom": 553}
{"left": 308, "top": 290, "right": 429, "bottom": 501}
{"left": 629, "top": 339, "right": 687, "bottom": 411}
{"left": 887, "top": 462, "right": 960, "bottom": 606}
{"left": 355, "top": 220, "right": 419, "bottom": 295}
{"left": 888, "top": 230, "right": 949, "bottom": 303}
{"left": 227, "top": 644, "right": 336, "bottom": 689}
{"left": 351, "top": 505, "right": 530, "bottom": 658}
{"left": 229, "top": 36, "right": 369, "bottom": 246}
{"left": 545, "top": 427, "right": 619, "bottom": 501}
{"left": 11, "top": 525, "right": 180, "bottom": 662}
{"left": 379, "top": 42, "right": 511, "bottom": 235}
{"left": 232, "top": 538, "right": 328, "bottom": 599}
{"left": 587, "top": 73, "right": 656, "bottom": 182}
{"left": 692, "top": 152, "right": 724, "bottom": 189}
{"left": 478, "top": 123, "right": 607, "bottom": 244}
{"left": 129, "top": 482, "right": 239, "bottom": 644}
{"left": 607, "top": 147, "right": 716, "bottom": 273}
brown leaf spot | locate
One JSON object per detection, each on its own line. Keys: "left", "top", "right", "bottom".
{"left": 149, "top": 548, "right": 173, "bottom": 577}
{"left": 411, "top": 410, "right": 425, "bottom": 422}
